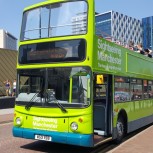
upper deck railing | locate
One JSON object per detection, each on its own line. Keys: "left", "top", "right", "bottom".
{"left": 96, "top": 28, "right": 153, "bottom": 58}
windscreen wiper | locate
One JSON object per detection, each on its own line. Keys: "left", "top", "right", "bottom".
{"left": 25, "top": 101, "right": 35, "bottom": 111}
{"left": 25, "top": 91, "right": 41, "bottom": 111}
{"left": 54, "top": 98, "right": 67, "bottom": 113}
{"left": 46, "top": 89, "right": 67, "bottom": 113}
{"left": 48, "top": 97, "right": 67, "bottom": 113}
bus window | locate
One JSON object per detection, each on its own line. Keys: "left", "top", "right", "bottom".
{"left": 16, "top": 69, "right": 45, "bottom": 102}
{"left": 21, "top": 1, "right": 87, "bottom": 40}
{"left": 19, "top": 76, "right": 30, "bottom": 93}
{"left": 114, "top": 76, "right": 130, "bottom": 102}
{"left": 143, "top": 80, "right": 149, "bottom": 99}
{"left": 131, "top": 79, "right": 143, "bottom": 100}
{"left": 71, "top": 75, "right": 90, "bottom": 104}
{"left": 148, "top": 81, "right": 153, "bottom": 98}
{"left": 16, "top": 67, "right": 91, "bottom": 107}
{"left": 19, "top": 71, "right": 44, "bottom": 94}
{"left": 94, "top": 75, "right": 107, "bottom": 100}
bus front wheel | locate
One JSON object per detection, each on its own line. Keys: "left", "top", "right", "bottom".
{"left": 115, "top": 117, "right": 125, "bottom": 144}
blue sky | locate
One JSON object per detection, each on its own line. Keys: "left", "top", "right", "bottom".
{"left": 0, "top": 0, "right": 153, "bottom": 39}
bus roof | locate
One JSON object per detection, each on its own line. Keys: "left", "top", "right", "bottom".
{"left": 24, "top": 0, "right": 70, "bottom": 12}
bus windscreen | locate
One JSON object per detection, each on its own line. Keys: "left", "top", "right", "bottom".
{"left": 20, "top": 1, "right": 87, "bottom": 41}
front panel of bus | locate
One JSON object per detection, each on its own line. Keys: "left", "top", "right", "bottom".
{"left": 13, "top": 0, "right": 95, "bottom": 147}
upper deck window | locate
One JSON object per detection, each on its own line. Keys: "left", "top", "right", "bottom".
{"left": 20, "top": 1, "right": 87, "bottom": 41}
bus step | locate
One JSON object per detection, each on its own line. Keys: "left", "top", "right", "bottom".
{"left": 94, "top": 130, "right": 106, "bottom": 136}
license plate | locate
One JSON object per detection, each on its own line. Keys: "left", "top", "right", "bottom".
{"left": 35, "top": 134, "right": 52, "bottom": 141}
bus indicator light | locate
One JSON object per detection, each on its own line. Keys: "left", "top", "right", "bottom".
{"left": 114, "top": 108, "right": 119, "bottom": 112}
{"left": 78, "top": 118, "right": 83, "bottom": 123}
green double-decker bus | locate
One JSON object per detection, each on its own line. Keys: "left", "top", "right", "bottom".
{"left": 13, "top": 0, "right": 153, "bottom": 147}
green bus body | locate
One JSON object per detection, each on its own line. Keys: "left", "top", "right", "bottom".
{"left": 93, "top": 36, "right": 153, "bottom": 131}
{"left": 13, "top": 0, "right": 153, "bottom": 147}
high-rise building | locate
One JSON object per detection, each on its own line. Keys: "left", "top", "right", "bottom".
{"left": 96, "top": 11, "right": 142, "bottom": 46}
{"left": 142, "top": 16, "right": 153, "bottom": 50}
{"left": 0, "top": 29, "right": 17, "bottom": 50}
{"left": 71, "top": 12, "right": 87, "bottom": 35}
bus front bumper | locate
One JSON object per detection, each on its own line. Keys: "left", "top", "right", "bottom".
{"left": 13, "top": 127, "right": 93, "bottom": 147}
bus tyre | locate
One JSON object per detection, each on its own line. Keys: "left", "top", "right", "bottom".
{"left": 114, "top": 117, "right": 125, "bottom": 144}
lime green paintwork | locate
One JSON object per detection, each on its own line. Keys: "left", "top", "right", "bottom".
{"left": 93, "top": 37, "right": 124, "bottom": 73}
{"left": 113, "top": 100, "right": 153, "bottom": 127}
{"left": 93, "top": 35, "right": 153, "bottom": 128}
{"left": 14, "top": 105, "right": 92, "bottom": 134}
{"left": 69, "top": 77, "right": 73, "bottom": 103}
{"left": 24, "top": 0, "right": 69, "bottom": 12}
{"left": 93, "top": 36, "right": 153, "bottom": 80}
{"left": 87, "top": 79, "right": 90, "bottom": 99}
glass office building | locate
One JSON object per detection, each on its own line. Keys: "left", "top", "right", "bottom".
{"left": 96, "top": 12, "right": 111, "bottom": 38}
{"left": 96, "top": 11, "right": 142, "bottom": 46}
{"left": 142, "top": 16, "right": 153, "bottom": 50}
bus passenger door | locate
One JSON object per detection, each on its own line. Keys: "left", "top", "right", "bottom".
{"left": 93, "top": 74, "right": 112, "bottom": 136}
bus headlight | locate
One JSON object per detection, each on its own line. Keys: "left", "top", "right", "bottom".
{"left": 16, "top": 117, "right": 22, "bottom": 125}
{"left": 70, "top": 122, "right": 78, "bottom": 131}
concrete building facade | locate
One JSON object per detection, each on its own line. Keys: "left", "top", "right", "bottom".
{"left": 0, "top": 48, "right": 17, "bottom": 96}
{"left": 95, "top": 11, "right": 143, "bottom": 46}
{"left": 0, "top": 29, "right": 17, "bottom": 50}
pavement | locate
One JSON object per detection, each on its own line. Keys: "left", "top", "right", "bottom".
{"left": 1, "top": 108, "right": 153, "bottom": 152}
{"left": 108, "top": 125, "right": 153, "bottom": 153}
{"left": 0, "top": 108, "right": 14, "bottom": 124}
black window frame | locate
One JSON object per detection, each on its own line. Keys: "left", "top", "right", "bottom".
{"left": 114, "top": 76, "right": 153, "bottom": 103}
{"left": 18, "top": 39, "right": 86, "bottom": 64}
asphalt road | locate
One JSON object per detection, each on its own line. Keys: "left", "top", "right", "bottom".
{"left": 0, "top": 122, "right": 115, "bottom": 153}
{"left": 1, "top": 121, "right": 151, "bottom": 153}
